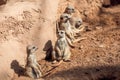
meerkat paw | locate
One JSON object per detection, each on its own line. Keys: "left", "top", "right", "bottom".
{"left": 52, "top": 60, "right": 57, "bottom": 64}
{"left": 63, "top": 59, "right": 71, "bottom": 62}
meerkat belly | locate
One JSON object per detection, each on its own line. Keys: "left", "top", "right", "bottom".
{"left": 58, "top": 39, "right": 67, "bottom": 52}
{"left": 60, "top": 23, "right": 68, "bottom": 30}
{"left": 27, "top": 55, "right": 36, "bottom": 66}
{"left": 67, "top": 21, "right": 72, "bottom": 31}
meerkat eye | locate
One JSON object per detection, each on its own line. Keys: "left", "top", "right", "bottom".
{"left": 65, "top": 16, "right": 68, "bottom": 18}
{"left": 61, "top": 32, "right": 63, "bottom": 34}
{"left": 33, "top": 47, "right": 35, "bottom": 49}
{"left": 60, "top": 17, "right": 63, "bottom": 20}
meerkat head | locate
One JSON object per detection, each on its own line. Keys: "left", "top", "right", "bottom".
{"left": 75, "top": 18, "right": 83, "bottom": 28}
{"left": 27, "top": 45, "right": 38, "bottom": 54}
{"left": 58, "top": 30, "right": 65, "bottom": 38}
{"left": 65, "top": 5, "right": 75, "bottom": 14}
{"left": 60, "top": 13, "right": 71, "bottom": 22}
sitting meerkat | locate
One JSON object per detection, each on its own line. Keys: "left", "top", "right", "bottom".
{"left": 70, "top": 17, "right": 85, "bottom": 33}
{"left": 52, "top": 30, "right": 71, "bottom": 63}
{"left": 25, "top": 45, "right": 42, "bottom": 79}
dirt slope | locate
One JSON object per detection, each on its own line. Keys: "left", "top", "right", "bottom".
{"left": 44, "top": 5, "right": 120, "bottom": 80}
{"left": 0, "top": 0, "right": 120, "bottom": 80}
{"left": 0, "top": 0, "right": 58, "bottom": 80}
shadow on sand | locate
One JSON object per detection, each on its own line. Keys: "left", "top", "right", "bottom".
{"left": 11, "top": 60, "right": 25, "bottom": 77}
{"left": 46, "top": 65, "right": 120, "bottom": 80}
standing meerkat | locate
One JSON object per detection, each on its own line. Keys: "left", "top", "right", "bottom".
{"left": 65, "top": 5, "right": 86, "bottom": 32}
{"left": 59, "top": 13, "right": 75, "bottom": 41}
{"left": 59, "top": 13, "right": 86, "bottom": 43}
{"left": 25, "top": 45, "right": 42, "bottom": 79}
{"left": 52, "top": 30, "right": 71, "bottom": 63}
{"left": 64, "top": 5, "right": 75, "bottom": 15}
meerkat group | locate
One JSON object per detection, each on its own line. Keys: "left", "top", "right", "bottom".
{"left": 52, "top": 5, "right": 86, "bottom": 64}
{"left": 24, "top": 5, "right": 87, "bottom": 79}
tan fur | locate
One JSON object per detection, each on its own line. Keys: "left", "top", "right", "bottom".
{"left": 25, "top": 45, "right": 42, "bottom": 79}
{"left": 59, "top": 13, "right": 75, "bottom": 41}
{"left": 52, "top": 30, "right": 71, "bottom": 63}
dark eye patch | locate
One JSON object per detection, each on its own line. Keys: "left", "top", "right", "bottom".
{"left": 65, "top": 16, "right": 68, "bottom": 18}
{"left": 60, "top": 17, "right": 63, "bottom": 20}
{"left": 61, "top": 32, "right": 63, "bottom": 34}
{"left": 33, "top": 46, "right": 35, "bottom": 49}
{"left": 67, "top": 8, "right": 72, "bottom": 10}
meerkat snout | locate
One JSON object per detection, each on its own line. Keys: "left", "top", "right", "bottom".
{"left": 27, "top": 45, "right": 38, "bottom": 54}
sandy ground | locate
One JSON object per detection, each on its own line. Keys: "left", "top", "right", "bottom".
{"left": 0, "top": 0, "right": 120, "bottom": 80}
{"left": 44, "top": 5, "right": 120, "bottom": 80}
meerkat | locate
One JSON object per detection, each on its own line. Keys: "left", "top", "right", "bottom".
{"left": 59, "top": 13, "right": 75, "bottom": 41}
{"left": 52, "top": 30, "right": 71, "bottom": 64}
{"left": 25, "top": 45, "right": 42, "bottom": 79}
{"left": 59, "top": 13, "right": 86, "bottom": 43}
{"left": 76, "top": 18, "right": 90, "bottom": 32}
{"left": 64, "top": 5, "right": 75, "bottom": 15}
{"left": 56, "top": 17, "right": 75, "bottom": 48}
{"left": 70, "top": 17, "right": 85, "bottom": 33}
{"left": 65, "top": 5, "right": 87, "bottom": 32}
{"left": 64, "top": 5, "right": 87, "bottom": 40}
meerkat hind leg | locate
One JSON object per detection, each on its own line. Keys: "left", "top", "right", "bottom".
{"left": 26, "top": 68, "right": 35, "bottom": 79}
{"left": 27, "top": 72, "right": 35, "bottom": 79}
{"left": 51, "top": 51, "right": 57, "bottom": 64}
{"left": 63, "top": 48, "right": 71, "bottom": 62}
{"left": 34, "top": 67, "right": 42, "bottom": 78}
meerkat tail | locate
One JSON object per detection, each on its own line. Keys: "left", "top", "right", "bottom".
{"left": 79, "top": 25, "right": 87, "bottom": 32}
{"left": 41, "top": 61, "right": 62, "bottom": 78}
{"left": 41, "top": 67, "right": 57, "bottom": 78}
{"left": 73, "top": 37, "right": 87, "bottom": 43}
{"left": 41, "top": 60, "right": 63, "bottom": 78}
{"left": 66, "top": 37, "right": 75, "bottom": 48}
{"left": 52, "top": 60, "right": 63, "bottom": 67}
